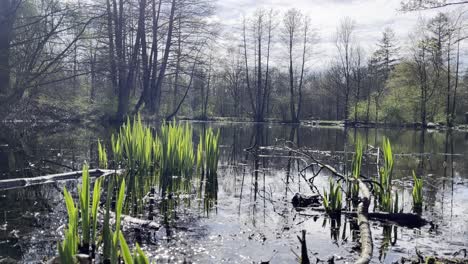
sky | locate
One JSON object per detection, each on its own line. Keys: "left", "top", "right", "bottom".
{"left": 212, "top": 0, "right": 460, "bottom": 69}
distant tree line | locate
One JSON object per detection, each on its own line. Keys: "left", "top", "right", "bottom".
{"left": 0, "top": 0, "right": 467, "bottom": 127}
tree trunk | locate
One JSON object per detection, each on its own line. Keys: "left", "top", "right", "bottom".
{"left": 152, "top": 0, "right": 176, "bottom": 115}
{"left": 288, "top": 33, "right": 296, "bottom": 123}
{"left": 256, "top": 17, "right": 263, "bottom": 122}
{"left": 0, "top": 0, "right": 16, "bottom": 95}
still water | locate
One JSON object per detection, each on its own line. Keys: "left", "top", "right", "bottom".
{"left": 0, "top": 121, "right": 467, "bottom": 263}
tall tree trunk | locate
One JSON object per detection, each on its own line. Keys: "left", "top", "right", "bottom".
{"left": 105, "top": 0, "right": 117, "bottom": 93}
{"left": 172, "top": 15, "right": 182, "bottom": 110}
{"left": 135, "top": 0, "right": 161, "bottom": 113}
{"left": 256, "top": 17, "right": 262, "bottom": 122}
{"left": 446, "top": 36, "right": 452, "bottom": 127}
{"left": 0, "top": 0, "right": 16, "bottom": 95}
{"left": 242, "top": 18, "right": 255, "bottom": 117}
{"left": 288, "top": 33, "right": 296, "bottom": 123}
{"left": 139, "top": 0, "right": 149, "bottom": 114}
{"left": 114, "top": 0, "right": 128, "bottom": 120}
{"left": 152, "top": 0, "right": 176, "bottom": 115}
{"left": 297, "top": 20, "right": 308, "bottom": 123}
{"left": 451, "top": 39, "right": 460, "bottom": 121}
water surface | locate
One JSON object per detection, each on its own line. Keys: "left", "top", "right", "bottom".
{"left": 0, "top": 122, "right": 467, "bottom": 263}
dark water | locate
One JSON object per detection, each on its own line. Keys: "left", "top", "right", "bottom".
{"left": 0, "top": 122, "right": 467, "bottom": 263}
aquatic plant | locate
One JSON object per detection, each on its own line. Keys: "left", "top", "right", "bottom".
{"left": 91, "top": 176, "right": 102, "bottom": 254}
{"left": 111, "top": 133, "right": 122, "bottom": 167}
{"left": 323, "top": 178, "right": 342, "bottom": 216}
{"left": 78, "top": 164, "right": 91, "bottom": 252}
{"left": 377, "top": 137, "right": 396, "bottom": 213}
{"left": 350, "top": 138, "right": 363, "bottom": 202}
{"left": 111, "top": 178, "right": 126, "bottom": 263}
{"left": 58, "top": 161, "right": 154, "bottom": 263}
{"left": 197, "top": 128, "right": 220, "bottom": 212}
{"left": 159, "top": 121, "right": 195, "bottom": 194}
{"left": 118, "top": 114, "right": 155, "bottom": 172}
{"left": 412, "top": 170, "right": 423, "bottom": 214}
{"left": 58, "top": 221, "right": 78, "bottom": 264}
{"left": 98, "top": 139, "right": 108, "bottom": 169}
{"left": 103, "top": 175, "right": 115, "bottom": 261}
{"left": 59, "top": 187, "right": 78, "bottom": 263}
{"left": 119, "top": 233, "right": 150, "bottom": 264}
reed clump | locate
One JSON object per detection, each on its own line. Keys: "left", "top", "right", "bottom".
{"left": 323, "top": 178, "right": 342, "bottom": 217}
{"left": 59, "top": 165, "right": 151, "bottom": 263}
{"left": 376, "top": 137, "right": 399, "bottom": 213}
{"left": 350, "top": 138, "right": 363, "bottom": 203}
{"left": 158, "top": 121, "right": 195, "bottom": 194}
{"left": 197, "top": 128, "right": 220, "bottom": 212}
{"left": 412, "top": 170, "right": 423, "bottom": 214}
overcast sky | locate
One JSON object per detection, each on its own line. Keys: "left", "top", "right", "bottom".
{"left": 212, "top": 0, "right": 459, "bottom": 69}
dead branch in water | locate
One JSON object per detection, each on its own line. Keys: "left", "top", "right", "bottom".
{"left": 355, "top": 179, "right": 372, "bottom": 264}
{"left": 277, "top": 140, "right": 374, "bottom": 264}
{"left": 0, "top": 169, "right": 121, "bottom": 191}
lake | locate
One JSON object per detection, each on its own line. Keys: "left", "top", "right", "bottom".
{"left": 0, "top": 121, "right": 467, "bottom": 263}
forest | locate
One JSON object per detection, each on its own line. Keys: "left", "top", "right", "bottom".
{"left": 1, "top": 0, "right": 467, "bottom": 127}
{"left": 1, "top": 1, "right": 468, "bottom": 264}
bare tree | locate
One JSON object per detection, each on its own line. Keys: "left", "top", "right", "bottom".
{"left": 336, "top": 17, "right": 356, "bottom": 122}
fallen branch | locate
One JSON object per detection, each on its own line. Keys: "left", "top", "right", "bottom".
{"left": 355, "top": 179, "right": 372, "bottom": 264}
{"left": 100, "top": 208, "right": 160, "bottom": 230}
{"left": 0, "top": 169, "right": 120, "bottom": 191}
{"left": 298, "top": 206, "right": 427, "bottom": 228}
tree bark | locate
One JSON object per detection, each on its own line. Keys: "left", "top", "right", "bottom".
{"left": 152, "top": 0, "right": 176, "bottom": 115}
{"left": 0, "top": 0, "right": 16, "bottom": 95}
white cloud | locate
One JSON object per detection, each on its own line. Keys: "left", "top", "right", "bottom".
{"left": 215, "top": 0, "right": 461, "bottom": 69}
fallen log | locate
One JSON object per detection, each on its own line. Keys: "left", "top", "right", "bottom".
{"left": 99, "top": 208, "right": 160, "bottom": 230}
{"left": 292, "top": 193, "right": 321, "bottom": 208}
{"left": 355, "top": 179, "right": 372, "bottom": 264}
{"left": 300, "top": 207, "right": 428, "bottom": 228}
{"left": 0, "top": 169, "right": 120, "bottom": 191}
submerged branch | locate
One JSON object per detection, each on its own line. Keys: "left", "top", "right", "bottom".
{"left": 0, "top": 169, "right": 120, "bottom": 191}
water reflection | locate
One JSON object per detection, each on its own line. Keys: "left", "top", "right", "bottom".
{"left": 0, "top": 122, "right": 467, "bottom": 262}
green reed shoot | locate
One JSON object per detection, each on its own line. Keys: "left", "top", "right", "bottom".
{"left": 103, "top": 176, "right": 114, "bottom": 261}
{"left": 323, "top": 178, "right": 343, "bottom": 216}
{"left": 197, "top": 128, "right": 220, "bottom": 211}
{"left": 159, "top": 121, "right": 195, "bottom": 193}
{"left": 60, "top": 187, "right": 78, "bottom": 263}
{"left": 98, "top": 139, "right": 108, "bottom": 169}
{"left": 350, "top": 138, "right": 363, "bottom": 201}
{"left": 58, "top": 221, "right": 77, "bottom": 264}
{"left": 78, "top": 164, "right": 91, "bottom": 250}
{"left": 119, "top": 232, "right": 150, "bottom": 264}
{"left": 91, "top": 177, "right": 102, "bottom": 250}
{"left": 412, "top": 171, "right": 423, "bottom": 214}
{"left": 377, "top": 137, "right": 396, "bottom": 212}
{"left": 111, "top": 133, "right": 122, "bottom": 167}
{"left": 112, "top": 178, "right": 126, "bottom": 264}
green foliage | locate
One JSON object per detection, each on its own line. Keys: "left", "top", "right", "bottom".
{"left": 412, "top": 170, "right": 423, "bottom": 214}
{"left": 351, "top": 62, "right": 448, "bottom": 124}
{"left": 78, "top": 164, "right": 91, "bottom": 247}
{"left": 197, "top": 128, "right": 220, "bottom": 212}
{"left": 350, "top": 138, "right": 363, "bottom": 200}
{"left": 376, "top": 137, "right": 399, "bottom": 213}
{"left": 103, "top": 176, "right": 115, "bottom": 260}
{"left": 91, "top": 177, "right": 102, "bottom": 248}
{"left": 119, "top": 233, "right": 150, "bottom": 264}
{"left": 323, "top": 178, "right": 342, "bottom": 216}
{"left": 60, "top": 187, "right": 78, "bottom": 263}
{"left": 98, "top": 139, "right": 108, "bottom": 169}
{"left": 59, "top": 164, "right": 152, "bottom": 263}
{"left": 58, "top": 222, "right": 78, "bottom": 264}
{"left": 158, "top": 121, "right": 195, "bottom": 193}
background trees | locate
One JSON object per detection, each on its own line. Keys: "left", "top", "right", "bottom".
{"left": 0, "top": 1, "right": 467, "bottom": 127}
